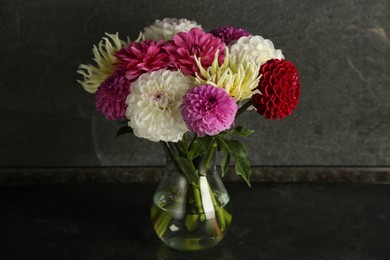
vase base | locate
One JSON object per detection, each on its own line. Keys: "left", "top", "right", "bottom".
{"left": 162, "top": 236, "right": 221, "bottom": 251}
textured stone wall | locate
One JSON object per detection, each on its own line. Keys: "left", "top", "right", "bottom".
{"left": 0, "top": 0, "right": 389, "bottom": 167}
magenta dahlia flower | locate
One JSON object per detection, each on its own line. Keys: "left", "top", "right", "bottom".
{"left": 95, "top": 71, "right": 131, "bottom": 121}
{"left": 166, "top": 28, "right": 225, "bottom": 76}
{"left": 210, "top": 26, "right": 251, "bottom": 45}
{"left": 115, "top": 40, "right": 171, "bottom": 82}
{"left": 181, "top": 85, "right": 238, "bottom": 136}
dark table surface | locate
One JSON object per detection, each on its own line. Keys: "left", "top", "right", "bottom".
{"left": 1, "top": 182, "right": 390, "bottom": 260}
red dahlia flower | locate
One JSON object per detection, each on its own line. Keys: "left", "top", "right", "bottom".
{"left": 166, "top": 27, "right": 225, "bottom": 76}
{"left": 253, "top": 59, "right": 301, "bottom": 120}
{"left": 115, "top": 40, "right": 171, "bottom": 82}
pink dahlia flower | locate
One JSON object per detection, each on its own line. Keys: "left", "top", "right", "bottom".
{"left": 115, "top": 40, "right": 171, "bottom": 82}
{"left": 166, "top": 28, "right": 225, "bottom": 76}
{"left": 210, "top": 26, "right": 251, "bottom": 45}
{"left": 95, "top": 71, "right": 131, "bottom": 121}
{"left": 181, "top": 85, "right": 238, "bottom": 136}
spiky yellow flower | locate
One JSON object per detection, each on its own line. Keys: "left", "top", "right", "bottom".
{"left": 194, "top": 49, "right": 261, "bottom": 101}
{"left": 77, "top": 32, "right": 143, "bottom": 93}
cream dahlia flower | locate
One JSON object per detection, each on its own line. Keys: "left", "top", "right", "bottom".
{"left": 143, "top": 18, "right": 202, "bottom": 42}
{"left": 194, "top": 49, "right": 261, "bottom": 100}
{"left": 230, "top": 35, "right": 284, "bottom": 66}
{"left": 126, "top": 69, "right": 192, "bottom": 142}
{"left": 77, "top": 32, "right": 143, "bottom": 93}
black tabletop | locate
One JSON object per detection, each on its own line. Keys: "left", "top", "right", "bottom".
{"left": 1, "top": 182, "right": 390, "bottom": 260}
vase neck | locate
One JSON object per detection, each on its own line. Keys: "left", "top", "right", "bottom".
{"left": 161, "top": 141, "right": 217, "bottom": 179}
{"left": 161, "top": 142, "right": 179, "bottom": 174}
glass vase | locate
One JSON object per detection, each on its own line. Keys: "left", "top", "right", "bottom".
{"left": 151, "top": 145, "right": 232, "bottom": 251}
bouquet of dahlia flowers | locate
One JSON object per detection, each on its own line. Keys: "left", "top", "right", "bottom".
{"left": 77, "top": 18, "right": 300, "bottom": 186}
{"left": 78, "top": 18, "right": 300, "bottom": 249}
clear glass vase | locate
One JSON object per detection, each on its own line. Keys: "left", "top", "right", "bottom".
{"left": 151, "top": 144, "right": 232, "bottom": 251}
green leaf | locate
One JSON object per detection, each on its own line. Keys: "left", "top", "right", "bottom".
{"left": 116, "top": 125, "right": 133, "bottom": 137}
{"left": 216, "top": 137, "right": 252, "bottom": 187}
{"left": 173, "top": 155, "right": 199, "bottom": 185}
{"left": 235, "top": 158, "right": 251, "bottom": 187}
{"left": 223, "top": 126, "right": 255, "bottom": 137}
{"left": 220, "top": 151, "right": 230, "bottom": 177}
{"left": 188, "top": 136, "right": 213, "bottom": 160}
{"left": 181, "top": 132, "right": 193, "bottom": 150}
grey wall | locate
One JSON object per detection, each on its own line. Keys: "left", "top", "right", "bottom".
{"left": 0, "top": 0, "right": 389, "bottom": 167}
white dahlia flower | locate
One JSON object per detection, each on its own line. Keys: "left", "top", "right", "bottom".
{"left": 143, "top": 18, "right": 202, "bottom": 42}
{"left": 230, "top": 35, "right": 284, "bottom": 66}
{"left": 126, "top": 69, "right": 192, "bottom": 142}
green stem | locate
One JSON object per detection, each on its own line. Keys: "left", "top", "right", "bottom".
{"left": 178, "top": 139, "right": 190, "bottom": 157}
{"left": 155, "top": 212, "right": 172, "bottom": 237}
{"left": 188, "top": 133, "right": 197, "bottom": 151}
{"left": 199, "top": 139, "right": 217, "bottom": 175}
{"left": 208, "top": 187, "right": 226, "bottom": 232}
{"left": 236, "top": 99, "right": 253, "bottom": 118}
{"left": 174, "top": 142, "right": 186, "bottom": 157}
{"left": 151, "top": 203, "right": 172, "bottom": 238}
{"left": 222, "top": 207, "right": 232, "bottom": 226}
{"left": 191, "top": 182, "right": 205, "bottom": 221}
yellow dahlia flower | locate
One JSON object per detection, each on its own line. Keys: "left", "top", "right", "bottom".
{"left": 77, "top": 32, "right": 143, "bottom": 93}
{"left": 194, "top": 49, "right": 261, "bottom": 101}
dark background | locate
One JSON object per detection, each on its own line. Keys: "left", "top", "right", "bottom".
{"left": 1, "top": 0, "right": 389, "bottom": 168}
